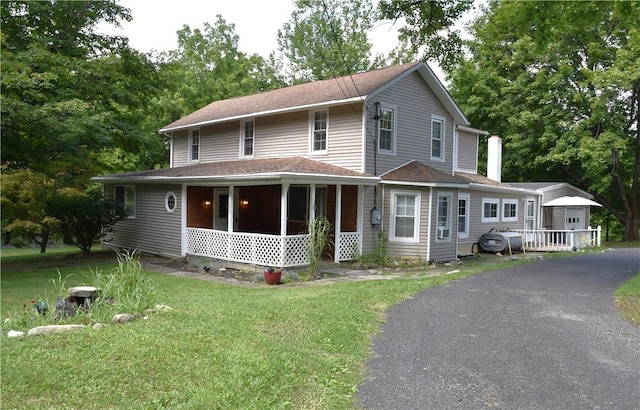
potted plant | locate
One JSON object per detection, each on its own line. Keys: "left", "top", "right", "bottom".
{"left": 263, "top": 266, "right": 282, "bottom": 285}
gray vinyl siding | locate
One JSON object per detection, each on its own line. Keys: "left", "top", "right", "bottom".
{"left": 456, "top": 130, "right": 478, "bottom": 172}
{"left": 168, "top": 103, "right": 364, "bottom": 172}
{"left": 105, "top": 184, "right": 182, "bottom": 257}
{"left": 429, "top": 189, "right": 458, "bottom": 262}
{"left": 364, "top": 71, "right": 455, "bottom": 176}
{"left": 361, "top": 185, "right": 381, "bottom": 255}
{"left": 382, "top": 185, "right": 431, "bottom": 261}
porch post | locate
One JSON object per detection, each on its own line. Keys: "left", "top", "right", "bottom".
{"left": 280, "top": 183, "right": 289, "bottom": 267}
{"left": 309, "top": 183, "right": 316, "bottom": 222}
{"left": 357, "top": 185, "right": 363, "bottom": 257}
{"left": 227, "top": 184, "right": 234, "bottom": 261}
{"left": 334, "top": 184, "right": 342, "bottom": 263}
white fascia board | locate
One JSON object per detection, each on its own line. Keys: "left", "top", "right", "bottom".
{"left": 467, "top": 183, "right": 544, "bottom": 195}
{"left": 379, "top": 180, "right": 468, "bottom": 189}
{"left": 456, "top": 125, "right": 489, "bottom": 135}
{"left": 159, "top": 96, "right": 366, "bottom": 133}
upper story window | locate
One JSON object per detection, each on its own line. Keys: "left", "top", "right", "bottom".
{"left": 310, "top": 110, "right": 328, "bottom": 153}
{"left": 115, "top": 185, "right": 135, "bottom": 219}
{"left": 378, "top": 107, "right": 395, "bottom": 154}
{"left": 431, "top": 116, "right": 445, "bottom": 161}
{"left": 482, "top": 198, "right": 499, "bottom": 223}
{"left": 502, "top": 199, "right": 518, "bottom": 222}
{"left": 436, "top": 192, "right": 452, "bottom": 241}
{"left": 190, "top": 129, "right": 200, "bottom": 162}
{"left": 241, "top": 120, "right": 254, "bottom": 157}
{"left": 390, "top": 190, "right": 420, "bottom": 243}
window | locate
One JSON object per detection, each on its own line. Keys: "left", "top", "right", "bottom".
{"left": 190, "top": 129, "right": 200, "bottom": 162}
{"left": 241, "top": 120, "right": 254, "bottom": 157}
{"left": 115, "top": 186, "right": 135, "bottom": 218}
{"left": 502, "top": 199, "right": 518, "bottom": 222}
{"left": 431, "top": 116, "right": 445, "bottom": 161}
{"left": 378, "top": 107, "right": 395, "bottom": 154}
{"left": 288, "top": 186, "right": 308, "bottom": 222}
{"left": 390, "top": 191, "right": 420, "bottom": 242}
{"left": 436, "top": 192, "right": 452, "bottom": 241}
{"left": 165, "top": 192, "right": 177, "bottom": 213}
{"left": 311, "top": 110, "right": 327, "bottom": 153}
{"left": 482, "top": 198, "right": 499, "bottom": 223}
{"left": 457, "top": 193, "right": 470, "bottom": 238}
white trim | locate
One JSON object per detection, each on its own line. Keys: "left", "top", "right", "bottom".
{"left": 482, "top": 198, "right": 499, "bottom": 223}
{"left": 180, "top": 184, "right": 187, "bottom": 256}
{"left": 360, "top": 104, "right": 367, "bottom": 173}
{"left": 501, "top": 198, "right": 518, "bottom": 222}
{"left": 457, "top": 193, "right": 470, "bottom": 239}
{"left": 426, "top": 187, "right": 433, "bottom": 261}
{"left": 456, "top": 125, "right": 489, "bottom": 135}
{"left": 389, "top": 189, "right": 421, "bottom": 243}
{"left": 377, "top": 104, "right": 397, "bottom": 155}
{"left": 430, "top": 115, "right": 446, "bottom": 162}
{"left": 239, "top": 119, "right": 255, "bottom": 158}
{"left": 435, "top": 192, "right": 452, "bottom": 242}
{"left": 189, "top": 128, "right": 200, "bottom": 163}
{"left": 309, "top": 109, "right": 328, "bottom": 155}
{"left": 334, "top": 184, "right": 342, "bottom": 263}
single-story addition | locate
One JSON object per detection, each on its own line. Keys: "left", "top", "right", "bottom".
{"left": 94, "top": 62, "right": 601, "bottom": 266}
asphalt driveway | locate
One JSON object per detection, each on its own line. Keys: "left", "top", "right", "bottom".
{"left": 358, "top": 248, "right": 640, "bottom": 409}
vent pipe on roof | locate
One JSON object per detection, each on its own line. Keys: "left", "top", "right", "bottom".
{"left": 487, "top": 135, "right": 502, "bottom": 182}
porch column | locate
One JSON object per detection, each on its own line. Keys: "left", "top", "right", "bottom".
{"left": 280, "top": 183, "right": 289, "bottom": 267}
{"left": 227, "top": 184, "right": 235, "bottom": 232}
{"left": 309, "top": 183, "right": 316, "bottom": 222}
{"left": 357, "top": 185, "right": 364, "bottom": 257}
{"left": 334, "top": 184, "right": 342, "bottom": 263}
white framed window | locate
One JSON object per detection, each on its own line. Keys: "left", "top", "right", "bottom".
{"left": 431, "top": 115, "right": 445, "bottom": 161}
{"left": 115, "top": 185, "right": 135, "bottom": 219}
{"left": 436, "top": 192, "right": 452, "bottom": 241}
{"left": 165, "top": 191, "right": 177, "bottom": 213}
{"left": 310, "top": 110, "right": 328, "bottom": 154}
{"left": 390, "top": 190, "right": 420, "bottom": 242}
{"left": 240, "top": 119, "right": 254, "bottom": 157}
{"left": 190, "top": 129, "right": 200, "bottom": 162}
{"left": 457, "top": 193, "right": 470, "bottom": 239}
{"left": 378, "top": 106, "right": 396, "bottom": 154}
{"left": 502, "top": 199, "right": 518, "bottom": 222}
{"left": 482, "top": 198, "right": 499, "bottom": 223}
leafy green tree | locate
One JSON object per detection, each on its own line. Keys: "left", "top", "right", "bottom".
{"left": 378, "top": 0, "right": 474, "bottom": 71}
{"left": 45, "top": 188, "right": 126, "bottom": 254}
{"left": 449, "top": 0, "right": 640, "bottom": 240}
{"left": 276, "top": 0, "right": 378, "bottom": 84}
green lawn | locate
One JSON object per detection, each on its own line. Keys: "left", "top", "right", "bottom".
{"left": 615, "top": 272, "right": 640, "bottom": 326}
{"left": 1, "top": 248, "right": 632, "bottom": 408}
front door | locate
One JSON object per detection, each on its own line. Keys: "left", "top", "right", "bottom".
{"left": 213, "top": 188, "right": 239, "bottom": 231}
{"left": 565, "top": 207, "right": 585, "bottom": 230}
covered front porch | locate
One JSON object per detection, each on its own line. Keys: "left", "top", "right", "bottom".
{"left": 184, "top": 182, "right": 369, "bottom": 267}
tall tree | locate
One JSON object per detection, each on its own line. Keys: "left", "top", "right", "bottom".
{"left": 449, "top": 0, "right": 640, "bottom": 240}
{"left": 276, "top": 0, "right": 377, "bottom": 84}
{"left": 378, "top": 0, "right": 474, "bottom": 71}
{"left": 1, "top": 0, "right": 162, "bottom": 183}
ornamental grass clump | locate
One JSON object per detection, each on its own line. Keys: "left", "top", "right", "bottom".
{"left": 307, "top": 216, "right": 332, "bottom": 277}
{"left": 90, "top": 250, "right": 157, "bottom": 321}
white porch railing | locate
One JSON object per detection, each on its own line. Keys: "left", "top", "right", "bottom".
{"left": 186, "top": 228, "right": 361, "bottom": 267}
{"left": 513, "top": 226, "right": 602, "bottom": 252}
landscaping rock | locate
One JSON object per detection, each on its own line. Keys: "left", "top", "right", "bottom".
{"left": 27, "top": 324, "right": 85, "bottom": 336}
{"left": 112, "top": 313, "right": 135, "bottom": 324}
{"left": 92, "top": 323, "right": 104, "bottom": 330}
{"left": 153, "top": 304, "right": 173, "bottom": 312}
{"left": 54, "top": 298, "right": 78, "bottom": 319}
{"left": 68, "top": 286, "right": 98, "bottom": 298}
{"left": 7, "top": 330, "right": 25, "bottom": 338}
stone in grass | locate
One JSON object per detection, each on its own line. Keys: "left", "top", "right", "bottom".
{"left": 112, "top": 313, "right": 135, "bottom": 324}
{"left": 92, "top": 323, "right": 104, "bottom": 330}
{"left": 27, "top": 324, "right": 85, "bottom": 336}
{"left": 7, "top": 330, "right": 25, "bottom": 338}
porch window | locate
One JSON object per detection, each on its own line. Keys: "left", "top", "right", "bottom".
{"left": 288, "top": 186, "right": 308, "bottom": 222}
{"left": 482, "top": 198, "right": 499, "bottom": 223}
{"left": 502, "top": 199, "right": 518, "bottom": 222}
{"left": 458, "top": 193, "right": 469, "bottom": 238}
{"left": 311, "top": 110, "right": 327, "bottom": 153}
{"left": 241, "top": 120, "right": 254, "bottom": 157}
{"left": 390, "top": 190, "right": 420, "bottom": 242}
{"left": 431, "top": 116, "right": 445, "bottom": 161}
{"left": 115, "top": 185, "right": 135, "bottom": 219}
{"left": 378, "top": 107, "right": 395, "bottom": 154}
{"left": 436, "top": 192, "right": 452, "bottom": 241}
{"left": 190, "top": 129, "right": 200, "bottom": 162}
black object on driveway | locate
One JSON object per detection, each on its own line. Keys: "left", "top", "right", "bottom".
{"left": 359, "top": 249, "right": 640, "bottom": 409}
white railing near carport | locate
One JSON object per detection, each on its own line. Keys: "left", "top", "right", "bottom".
{"left": 513, "top": 226, "right": 602, "bottom": 252}
{"left": 186, "top": 228, "right": 361, "bottom": 267}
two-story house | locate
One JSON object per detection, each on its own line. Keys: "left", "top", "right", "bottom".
{"left": 95, "top": 62, "right": 600, "bottom": 266}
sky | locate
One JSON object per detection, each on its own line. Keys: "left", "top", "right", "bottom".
{"left": 98, "top": 0, "right": 444, "bottom": 79}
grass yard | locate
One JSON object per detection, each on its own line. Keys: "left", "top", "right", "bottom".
{"left": 615, "top": 271, "right": 640, "bottom": 326}
{"left": 1, "top": 247, "right": 633, "bottom": 408}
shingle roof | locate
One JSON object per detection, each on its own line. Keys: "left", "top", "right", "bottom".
{"left": 94, "top": 157, "right": 378, "bottom": 183}
{"left": 160, "top": 62, "right": 424, "bottom": 132}
{"left": 381, "top": 161, "right": 467, "bottom": 185}
{"left": 455, "top": 171, "right": 512, "bottom": 187}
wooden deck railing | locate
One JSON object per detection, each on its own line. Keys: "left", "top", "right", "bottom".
{"left": 513, "top": 226, "right": 602, "bottom": 252}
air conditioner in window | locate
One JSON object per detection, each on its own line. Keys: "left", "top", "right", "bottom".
{"left": 437, "top": 227, "right": 447, "bottom": 239}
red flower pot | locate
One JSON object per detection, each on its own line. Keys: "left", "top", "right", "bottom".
{"left": 264, "top": 270, "right": 282, "bottom": 285}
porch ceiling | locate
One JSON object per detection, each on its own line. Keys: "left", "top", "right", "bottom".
{"left": 93, "top": 157, "right": 380, "bottom": 185}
